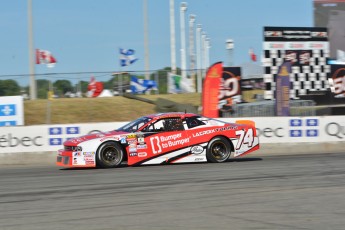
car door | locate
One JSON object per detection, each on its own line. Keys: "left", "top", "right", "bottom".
{"left": 128, "top": 117, "right": 190, "bottom": 165}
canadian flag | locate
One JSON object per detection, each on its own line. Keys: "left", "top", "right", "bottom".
{"left": 36, "top": 49, "right": 57, "bottom": 67}
{"left": 249, "top": 48, "right": 257, "bottom": 62}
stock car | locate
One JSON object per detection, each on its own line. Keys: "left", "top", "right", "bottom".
{"left": 56, "top": 112, "right": 260, "bottom": 168}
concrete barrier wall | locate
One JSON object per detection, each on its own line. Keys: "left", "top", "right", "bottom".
{"left": 1, "top": 116, "right": 344, "bottom": 165}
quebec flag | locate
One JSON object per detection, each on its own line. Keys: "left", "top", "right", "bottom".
{"left": 130, "top": 76, "right": 158, "bottom": 94}
{"left": 0, "top": 96, "right": 24, "bottom": 127}
{"left": 120, "top": 48, "right": 138, "bottom": 67}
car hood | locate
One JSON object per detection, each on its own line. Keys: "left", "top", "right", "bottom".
{"left": 63, "top": 130, "right": 129, "bottom": 146}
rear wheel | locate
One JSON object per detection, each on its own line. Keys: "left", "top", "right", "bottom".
{"left": 96, "top": 142, "right": 124, "bottom": 168}
{"left": 206, "top": 137, "right": 231, "bottom": 163}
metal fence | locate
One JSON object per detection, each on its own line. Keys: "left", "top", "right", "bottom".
{"left": 223, "top": 100, "right": 316, "bottom": 117}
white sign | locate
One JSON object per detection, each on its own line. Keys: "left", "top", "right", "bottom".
{"left": 0, "top": 96, "right": 24, "bottom": 126}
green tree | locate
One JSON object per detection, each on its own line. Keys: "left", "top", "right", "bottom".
{"left": 151, "top": 67, "right": 181, "bottom": 94}
{"left": 0, "top": 79, "right": 21, "bottom": 96}
{"left": 53, "top": 80, "right": 73, "bottom": 96}
{"left": 78, "top": 81, "right": 89, "bottom": 93}
{"left": 36, "top": 79, "right": 50, "bottom": 99}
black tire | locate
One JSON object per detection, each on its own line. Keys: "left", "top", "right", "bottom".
{"left": 206, "top": 136, "right": 231, "bottom": 163}
{"left": 96, "top": 142, "right": 124, "bottom": 168}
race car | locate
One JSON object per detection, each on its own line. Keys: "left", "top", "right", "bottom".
{"left": 56, "top": 112, "right": 259, "bottom": 168}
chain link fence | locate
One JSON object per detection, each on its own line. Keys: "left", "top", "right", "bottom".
{"left": 222, "top": 100, "right": 316, "bottom": 117}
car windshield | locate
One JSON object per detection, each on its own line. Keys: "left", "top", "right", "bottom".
{"left": 116, "top": 116, "right": 152, "bottom": 132}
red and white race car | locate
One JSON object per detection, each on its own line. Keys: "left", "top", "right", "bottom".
{"left": 56, "top": 112, "right": 259, "bottom": 168}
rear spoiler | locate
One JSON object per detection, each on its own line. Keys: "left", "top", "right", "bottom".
{"left": 235, "top": 120, "right": 257, "bottom": 135}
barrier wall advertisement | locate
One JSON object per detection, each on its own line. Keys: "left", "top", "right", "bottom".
{"left": 0, "top": 96, "right": 24, "bottom": 127}
{"left": 0, "top": 116, "right": 344, "bottom": 154}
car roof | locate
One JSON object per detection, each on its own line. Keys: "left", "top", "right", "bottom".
{"left": 145, "top": 112, "right": 199, "bottom": 119}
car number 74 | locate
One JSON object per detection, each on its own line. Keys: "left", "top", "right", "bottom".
{"left": 235, "top": 128, "right": 254, "bottom": 150}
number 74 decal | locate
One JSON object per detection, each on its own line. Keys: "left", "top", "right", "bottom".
{"left": 235, "top": 128, "right": 254, "bottom": 150}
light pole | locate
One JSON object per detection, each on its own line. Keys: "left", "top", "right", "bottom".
{"left": 189, "top": 14, "right": 196, "bottom": 92}
{"left": 143, "top": 0, "right": 150, "bottom": 80}
{"left": 180, "top": 2, "right": 187, "bottom": 81}
{"left": 205, "top": 37, "right": 211, "bottom": 69}
{"left": 196, "top": 24, "right": 202, "bottom": 93}
{"left": 169, "top": 0, "right": 176, "bottom": 74}
{"left": 28, "top": 0, "right": 36, "bottom": 100}
{"left": 226, "top": 39, "right": 234, "bottom": 67}
{"left": 201, "top": 31, "right": 206, "bottom": 76}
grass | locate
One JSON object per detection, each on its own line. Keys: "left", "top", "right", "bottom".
{"left": 24, "top": 93, "right": 202, "bottom": 125}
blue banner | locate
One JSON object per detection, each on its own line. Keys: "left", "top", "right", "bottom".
{"left": 0, "top": 104, "right": 16, "bottom": 116}
{"left": 130, "top": 76, "right": 158, "bottom": 94}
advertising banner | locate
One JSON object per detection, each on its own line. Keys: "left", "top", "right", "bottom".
{"left": 202, "top": 62, "right": 223, "bottom": 118}
{"left": 0, "top": 96, "right": 24, "bottom": 127}
{"left": 0, "top": 116, "right": 344, "bottom": 154}
{"left": 219, "top": 67, "right": 242, "bottom": 115}
{"left": 167, "top": 73, "right": 194, "bottom": 93}
{"left": 330, "top": 64, "right": 345, "bottom": 96}
{"left": 275, "top": 62, "right": 291, "bottom": 116}
{"left": 263, "top": 26, "right": 330, "bottom": 100}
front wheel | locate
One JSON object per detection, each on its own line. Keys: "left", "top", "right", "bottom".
{"left": 206, "top": 137, "right": 231, "bottom": 163}
{"left": 96, "top": 142, "right": 124, "bottom": 168}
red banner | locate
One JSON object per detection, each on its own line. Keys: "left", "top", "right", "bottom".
{"left": 202, "top": 62, "right": 223, "bottom": 118}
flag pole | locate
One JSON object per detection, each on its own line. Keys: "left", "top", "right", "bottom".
{"left": 28, "top": 0, "right": 36, "bottom": 100}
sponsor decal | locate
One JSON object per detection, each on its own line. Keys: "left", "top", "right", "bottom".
{"left": 0, "top": 121, "right": 16, "bottom": 126}
{"left": 83, "top": 152, "right": 95, "bottom": 156}
{"left": 126, "top": 134, "right": 136, "bottom": 139}
{"left": 150, "top": 133, "right": 190, "bottom": 154}
{"left": 49, "top": 138, "right": 62, "bottom": 146}
{"left": 330, "top": 66, "right": 345, "bottom": 96}
{"left": 0, "top": 104, "right": 16, "bottom": 116}
{"left": 137, "top": 137, "right": 145, "bottom": 143}
{"left": 256, "top": 127, "right": 284, "bottom": 138}
{"left": 66, "top": 127, "right": 80, "bottom": 134}
{"left": 325, "top": 122, "right": 345, "bottom": 139}
{"left": 100, "top": 136, "right": 119, "bottom": 142}
{"left": 129, "top": 143, "right": 137, "bottom": 148}
{"left": 137, "top": 144, "right": 147, "bottom": 149}
{"left": 264, "top": 31, "right": 283, "bottom": 37}
{"left": 289, "top": 118, "right": 319, "bottom": 137}
{"left": 138, "top": 152, "right": 147, "bottom": 157}
{"left": 128, "top": 140, "right": 137, "bottom": 145}
{"left": 289, "top": 43, "right": 305, "bottom": 49}
{"left": 49, "top": 127, "right": 62, "bottom": 135}
{"left": 309, "top": 43, "right": 325, "bottom": 49}
{"left": 192, "top": 129, "right": 215, "bottom": 137}
{"left": 121, "top": 138, "right": 126, "bottom": 144}
{"left": 129, "top": 147, "right": 137, "bottom": 153}
{"left": 129, "top": 152, "right": 138, "bottom": 157}
{"left": 215, "top": 126, "right": 237, "bottom": 132}
{"left": 190, "top": 145, "right": 204, "bottom": 154}
{"left": 269, "top": 43, "right": 285, "bottom": 49}
{"left": 48, "top": 126, "right": 80, "bottom": 146}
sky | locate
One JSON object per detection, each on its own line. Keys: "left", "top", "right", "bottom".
{"left": 0, "top": 0, "right": 314, "bottom": 86}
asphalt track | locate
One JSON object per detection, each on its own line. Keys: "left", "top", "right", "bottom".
{"left": 1, "top": 153, "right": 345, "bottom": 230}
